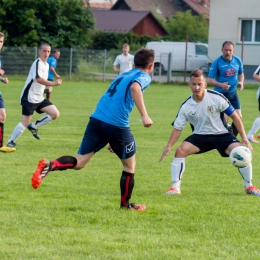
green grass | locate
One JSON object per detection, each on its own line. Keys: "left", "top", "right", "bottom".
{"left": 1, "top": 81, "right": 260, "bottom": 259}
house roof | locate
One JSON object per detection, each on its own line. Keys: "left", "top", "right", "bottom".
{"left": 111, "top": 0, "right": 179, "bottom": 19}
{"left": 183, "top": 0, "right": 210, "bottom": 19}
{"left": 92, "top": 10, "right": 168, "bottom": 34}
{"left": 89, "top": 3, "right": 113, "bottom": 10}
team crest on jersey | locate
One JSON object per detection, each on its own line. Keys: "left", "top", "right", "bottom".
{"left": 207, "top": 106, "right": 214, "bottom": 113}
{"left": 126, "top": 142, "right": 135, "bottom": 153}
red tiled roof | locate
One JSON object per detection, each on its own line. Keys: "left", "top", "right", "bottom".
{"left": 90, "top": 3, "right": 113, "bottom": 9}
{"left": 183, "top": 0, "right": 210, "bottom": 19}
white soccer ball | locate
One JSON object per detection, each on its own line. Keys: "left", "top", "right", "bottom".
{"left": 229, "top": 146, "right": 252, "bottom": 167}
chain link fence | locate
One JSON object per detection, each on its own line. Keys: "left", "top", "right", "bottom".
{"left": 0, "top": 46, "right": 188, "bottom": 83}
{"left": 0, "top": 45, "right": 256, "bottom": 83}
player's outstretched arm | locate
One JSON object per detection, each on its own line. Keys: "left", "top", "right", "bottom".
{"left": 37, "top": 77, "right": 62, "bottom": 86}
{"left": 159, "top": 128, "right": 182, "bottom": 162}
{"left": 131, "top": 82, "right": 153, "bottom": 127}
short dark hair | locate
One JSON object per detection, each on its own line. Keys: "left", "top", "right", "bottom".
{"left": 190, "top": 69, "right": 206, "bottom": 80}
{"left": 134, "top": 48, "right": 155, "bottom": 68}
{"left": 52, "top": 48, "right": 60, "bottom": 54}
{"left": 39, "top": 43, "right": 51, "bottom": 50}
{"left": 222, "top": 41, "right": 234, "bottom": 48}
{"left": 0, "top": 32, "right": 4, "bottom": 38}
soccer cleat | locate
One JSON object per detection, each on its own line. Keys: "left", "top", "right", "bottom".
{"left": 247, "top": 136, "right": 259, "bottom": 143}
{"left": 31, "top": 159, "right": 50, "bottom": 189}
{"left": 27, "top": 124, "right": 40, "bottom": 139}
{"left": 6, "top": 140, "right": 16, "bottom": 148}
{"left": 165, "top": 187, "right": 181, "bottom": 195}
{"left": 258, "top": 134, "right": 260, "bottom": 139}
{"left": 0, "top": 145, "right": 16, "bottom": 152}
{"left": 245, "top": 186, "right": 260, "bottom": 196}
{"left": 121, "top": 203, "right": 146, "bottom": 212}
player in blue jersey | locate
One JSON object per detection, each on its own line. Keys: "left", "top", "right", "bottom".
{"left": 31, "top": 47, "right": 155, "bottom": 212}
{"left": 208, "top": 41, "right": 244, "bottom": 137}
{"left": 0, "top": 32, "right": 16, "bottom": 153}
{"left": 160, "top": 69, "right": 260, "bottom": 196}
{"left": 44, "top": 49, "right": 60, "bottom": 100}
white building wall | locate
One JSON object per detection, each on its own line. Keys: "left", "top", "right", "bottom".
{"left": 208, "top": 0, "right": 260, "bottom": 67}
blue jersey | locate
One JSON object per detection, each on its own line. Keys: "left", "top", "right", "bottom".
{"left": 47, "top": 56, "right": 57, "bottom": 80}
{"left": 208, "top": 55, "right": 243, "bottom": 93}
{"left": 91, "top": 68, "right": 151, "bottom": 127}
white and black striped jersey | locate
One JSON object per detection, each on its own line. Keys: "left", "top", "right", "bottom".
{"left": 173, "top": 89, "right": 235, "bottom": 135}
{"left": 20, "top": 58, "right": 49, "bottom": 104}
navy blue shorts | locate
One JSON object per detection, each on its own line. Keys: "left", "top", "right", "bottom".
{"left": 221, "top": 91, "right": 241, "bottom": 110}
{"left": 21, "top": 99, "right": 53, "bottom": 116}
{"left": 0, "top": 94, "right": 5, "bottom": 109}
{"left": 78, "top": 117, "right": 136, "bottom": 159}
{"left": 184, "top": 133, "right": 240, "bottom": 157}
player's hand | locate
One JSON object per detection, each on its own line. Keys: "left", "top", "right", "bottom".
{"left": 221, "top": 82, "right": 230, "bottom": 90}
{"left": 0, "top": 77, "right": 8, "bottom": 84}
{"left": 159, "top": 145, "right": 171, "bottom": 162}
{"left": 0, "top": 68, "right": 5, "bottom": 76}
{"left": 237, "top": 82, "right": 244, "bottom": 91}
{"left": 142, "top": 115, "right": 153, "bottom": 127}
{"left": 107, "top": 145, "right": 114, "bottom": 153}
{"left": 56, "top": 74, "right": 61, "bottom": 79}
{"left": 241, "top": 138, "right": 253, "bottom": 151}
{"left": 55, "top": 79, "right": 62, "bottom": 86}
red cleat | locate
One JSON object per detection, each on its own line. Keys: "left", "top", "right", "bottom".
{"left": 31, "top": 159, "right": 50, "bottom": 189}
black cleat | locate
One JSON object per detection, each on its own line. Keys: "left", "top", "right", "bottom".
{"left": 27, "top": 124, "right": 40, "bottom": 139}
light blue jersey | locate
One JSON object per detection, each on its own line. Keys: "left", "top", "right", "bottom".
{"left": 208, "top": 55, "right": 243, "bottom": 93}
{"left": 91, "top": 68, "right": 151, "bottom": 127}
{"left": 47, "top": 56, "right": 57, "bottom": 80}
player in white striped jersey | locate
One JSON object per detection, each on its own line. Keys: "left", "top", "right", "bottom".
{"left": 6, "top": 43, "right": 62, "bottom": 148}
{"left": 160, "top": 69, "right": 260, "bottom": 196}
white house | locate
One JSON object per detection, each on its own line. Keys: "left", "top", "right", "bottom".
{"left": 208, "top": 0, "right": 260, "bottom": 79}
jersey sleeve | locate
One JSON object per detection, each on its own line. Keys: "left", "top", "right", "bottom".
{"left": 36, "top": 61, "right": 48, "bottom": 79}
{"left": 219, "top": 94, "right": 235, "bottom": 116}
{"left": 237, "top": 57, "right": 244, "bottom": 74}
{"left": 208, "top": 58, "right": 219, "bottom": 79}
{"left": 254, "top": 65, "right": 260, "bottom": 75}
{"left": 113, "top": 56, "right": 119, "bottom": 66}
{"left": 172, "top": 106, "right": 187, "bottom": 130}
{"left": 48, "top": 58, "right": 56, "bottom": 68}
{"left": 134, "top": 73, "right": 151, "bottom": 91}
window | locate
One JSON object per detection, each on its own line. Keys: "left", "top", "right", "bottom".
{"left": 195, "top": 45, "right": 208, "bottom": 55}
{"left": 240, "top": 19, "right": 260, "bottom": 43}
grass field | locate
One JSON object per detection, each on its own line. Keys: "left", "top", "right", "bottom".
{"left": 1, "top": 80, "right": 260, "bottom": 259}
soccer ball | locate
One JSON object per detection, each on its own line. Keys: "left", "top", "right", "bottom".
{"left": 229, "top": 146, "right": 252, "bottom": 167}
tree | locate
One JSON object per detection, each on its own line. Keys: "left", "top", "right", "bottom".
{"left": 165, "top": 10, "right": 208, "bottom": 43}
{"left": 0, "top": 0, "right": 95, "bottom": 48}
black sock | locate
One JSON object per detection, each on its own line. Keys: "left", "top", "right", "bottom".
{"left": 44, "top": 88, "right": 50, "bottom": 100}
{"left": 231, "top": 122, "right": 238, "bottom": 137}
{"left": 49, "top": 156, "right": 77, "bottom": 171}
{"left": 0, "top": 122, "right": 3, "bottom": 147}
{"left": 120, "top": 171, "right": 135, "bottom": 207}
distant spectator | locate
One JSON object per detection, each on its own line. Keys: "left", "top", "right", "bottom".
{"left": 113, "top": 43, "right": 134, "bottom": 75}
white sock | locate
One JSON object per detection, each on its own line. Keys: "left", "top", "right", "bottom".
{"left": 238, "top": 163, "right": 253, "bottom": 189}
{"left": 171, "top": 157, "right": 185, "bottom": 190}
{"left": 33, "top": 114, "right": 53, "bottom": 129}
{"left": 8, "top": 122, "right": 26, "bottom": 142}
{"left": 247, "top": 117, "right": 260, "bottom": 137}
